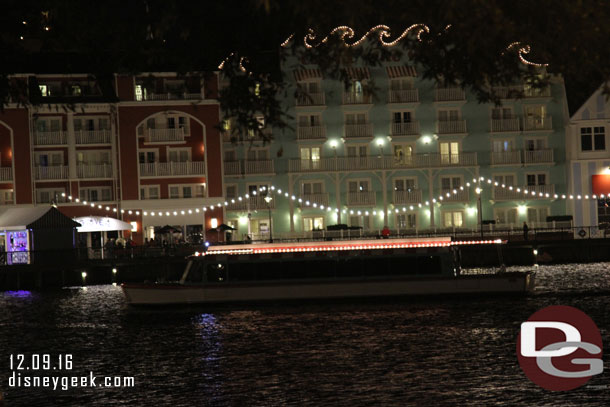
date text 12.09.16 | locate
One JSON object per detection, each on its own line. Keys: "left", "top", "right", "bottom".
{"left": 9, "top": 354, "right": 73, "bottom": 371}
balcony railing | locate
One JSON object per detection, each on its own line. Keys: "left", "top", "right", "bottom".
{"left": 288, "top": 152, "right": 477, "bottom": 172}
{"left": 493, "top": 184, "right": 555, "bottom": 200}
{"left": 440, "top": 189, "right": 469, "bottom": 202}
{"left": 300, "top": 193, "right": 329, "bottom": 207}
{"left": 34, "top": 131, "right": 67, "bottom": 146}
{"left": 75, "top": 130, "right": 111, "bottom": 144}
{"left": 226, "top": 196, "right": 275, "bottom": 211}
{"left": 296, "top": 125, "right": 326, "bottom": 140}
{"left": 344, "top": 123, "right": 373, "bottom": 139}
{"left": 0, "top": 167, "right": 13, "bottom": 181}
{"left": 389, "top": 89, "right": 419, "bottom": 103}
{"left": 393, "top": 189, "right": 422, "bottom": 204}
{"left": 524, "top": 115, "right": 552, "bottom": 131}
{"left": 347, "top": 191, "right": 376, "bottom": 206}
{"left": 224, "top": 161, "right": 241, "bottom": 176}
{"left": 143, "top": 127, "right": 187, "bottom": 143}
{"left": 296, "top": 92, "right": 325, "bottom": 106}
{"left": 436, "top": 120, "right": 467, "bottom": 134}
{"left": 342, "top": 93, "right": 372, "bottom": 104}
{"left": 391, "top": 122, "right": 420, "bottom": 136}
{"left": 492, "top": 86, "right": 523, "bottom": 99}
{"left": 491, "top": 151, "right": 522, "bottom": 165}
{"left": 139, "top": 92, "right": 202, "bottom": 101}
{"left": 491, "top": 118, "right": 520, "bottom": 132}
{"left": 245, "top": 160, "right": 274, "bottom": 174}
{"left": 435, "top": 88, "right": 465, "bottom": 101}
{"left": 139, "top": 161, "right": 205, "bottom": 177}
{"left": 523, "top": 149, "right": 554, "bottom": 164}
{"left": 77, "top": 164, "right": 113, "bottom": 179}
{"left": 524, "top": 86, "right": 551, "bottom": 98}
{"left": 35, "top": 165, "right": 68, "bottom": 180}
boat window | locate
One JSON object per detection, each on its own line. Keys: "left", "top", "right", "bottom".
{"left": 206, "top": 263, "right": 227, "bottom": 282}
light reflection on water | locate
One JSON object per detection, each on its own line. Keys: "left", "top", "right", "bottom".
{"left": 0, "top": 263, "right": 609, "bottom": 406}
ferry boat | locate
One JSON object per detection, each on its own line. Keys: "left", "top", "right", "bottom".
{"left": 121, "top": 237, "right": 535, "bottom": 305}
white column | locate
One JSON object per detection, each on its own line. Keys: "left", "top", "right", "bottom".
{"left": 66, "top": 112, "right": 77, "bottom": 179}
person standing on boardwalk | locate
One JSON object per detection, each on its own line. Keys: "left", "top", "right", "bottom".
{"left": 381, "top": 225, "right": 391, "bottom": 239}
{"left": 523, "top": 221, "right": 529, "bottom": 241}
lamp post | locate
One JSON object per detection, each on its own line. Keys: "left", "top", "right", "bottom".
{"left": 264, "top": 194, "right": 273, "bottom": 243}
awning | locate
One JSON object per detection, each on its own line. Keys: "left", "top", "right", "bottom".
{"left": 0, "top": 207, "right": 81, "bottom": 231}
{"left": 592, "top": 174, "right": 610, "bottom": 195}
{"left": 386, "top": 65, "right": 417, "bottom": 78}
{"left": 74, "top": 216, "right": 132, "bottom": 232}
{"left": 344, "top": 67, "right": 370, "bottom": 81}
{"left": 293, "top": 69, "right": 322, "bottom": 82}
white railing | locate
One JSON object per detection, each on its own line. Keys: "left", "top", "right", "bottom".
{"left": 440, "top": 189, "right": 469, "bottom": 202}
{"left": 393, "top": 189, "right": 422, "bottom": 204}
{"left": 524, "top": 149, "right": 553, "bottom": 164}
{"left": 347, "top": 191, "right": 376, "bottom": 206}
{"left": 417, "top": 152, "right": 477, "bottom": 167}
{"left": 300, "top": 193, "right": 329, "bottom": 207}
{"left": 139, "top": 161, "right": 205, "bottom": 177}
{"left": 226, "top": 196, "right": 275, "bottom": 211}
{"left": 436, "top": 120, "right": 467, "bottom": 134}
{"left": 344, "top": 123, "right": 373, "bottom": 139}
{"left": 144, "top": 127, "right": 186, "bottom": 142}
{"left": 391, "top": 122, "right": 419, "bottom": 136}
{"left": 491, "top": 151, "right": 522, "bottom": 165}
{"left": 493, "top": 184, "right": 555, "bottom": 200}
{"left": 338, "top": 156, "right": 391, "bottom": 171}
{"left": 74, "top": 130, "right": 111, "bottom": 144}
{"left": 389, "top": 89, "right": 419, "bottom": 103}
{"left": 289, "top": 158, "right": 335, "bottom": 172}
{"left": 224, "top": 161, "right": 241, "bottom": 176}
{"left": 435, "top": 87, "right": 465, "bottom": 101}
{"left": 245, "top": 160, "right": 274, "bottom": 174}
{"left": 524, "top": 115, "right": 552, "bottom": 131}
{"left": 492, "top": 86, "right": 523, "bottom": 99}
{"left": 35, "top": 166, "right": 68, "bottom": 180}
{"left": 34, "top": 131, "right": 67, "bottom": 145}
{"left": 491, "top": 118, "right": 520, "bottom": 132}
{"left": 296, "top": 126, "right": 326, "bottom": 140}
{"left": 0, "top": 167, "right": 12, "bottom": 181}
{"left": 77, "top": 164, "right": 113, "bottom": 179}
{"left": 524, "top": 86, "right": 551, "bottom": 98}
{"left": 296, "top": 92, "right": 325, "bottom": 106}
{"left": 342, "top": 93, "right": 372, "bottom": 104}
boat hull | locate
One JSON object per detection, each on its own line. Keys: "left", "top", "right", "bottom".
{"left": 122, "top": 272, "right": 534, "bottom": 305}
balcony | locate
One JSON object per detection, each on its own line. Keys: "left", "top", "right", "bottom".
{"left": 337, "top": 156, "right": 391, "bottom": 171}
{"left": 75, "top": 130, "right": 111, "bottom": 144}
{"left": 224, "top": 161, "right": 241, "bottom": 176}
{"left": 77, "top": 164, "right": 113, "bottom": 179}
{"left": 524, "top": 115, "right": 552, "bottom": 131}
{"left": 393, "top": 189, "right": 422, "bottom": 204}
{"left": 440, "top": 189, "right": 469, "bottom": 202}
{"left": 493, "top": 184, "right": 555, "bottom": 200}
{"left": 143, "top": 127, "right": 187, "bottom": 143}
{"left": 0, "top": 167, "right": 13, "bottom": 181}
{"left": 139, "top": 92, "right": 202, "bottom": 101}
{"left": 492, "top": 86, "right": 523, "bottom": 99}
{"left": 415, "top": 152, "right": 477, "bottom": 167}
{"left": 391, "top": 122, "right": 420, "bottom": 136}
{"left": 342, "top": 93, "right": 372, "bottom": 104}
{"left": 289, "top": 158, "right": 336, "bottom": 172}
{"left": 389, "top": 89, "right": 419, "bottom": 103}
{"left": 523, "top": 149, "right": 554, "bottom": 164}
{"left": 296, "top": 92, "right": 325, "bottom": 106}
{"left": 347, "top": 191, "right": 376, "bottom": 206}
{"left": 296, "top": 125, "right": 326, "bottom": 141}
{"left": 524, "top": 86, "right": 551, "bottom": 98}
{"left": 344, "top": 123, "right": 373, "bottom": 139}
{"left": 490, "top": 151, "right": 521, "bottom": 165}
{"left": 245, "top": 160, "right": 274, "bottom": 174}
{"left": 435, "top": 88, "right": 465, "bottom": 102}
{"left": 491, "top": 118, "right": 520, "bottom": 132}
{"left": 139, "top": 161, "right": 205, "bottom": 177}
{"left": 226, "top": 196, "right": 275, "bottom": 211}
{"left": 35, "top": 165, "right": 68, "bottom": 180}
{"left": 34, "top": 131, "right": 67, "bottom": 146}
{"left": 300, "top": 193, "right": 329, "bottom": 207}
{"left": 437, "top": 120, "right": 467, "bottom": 134}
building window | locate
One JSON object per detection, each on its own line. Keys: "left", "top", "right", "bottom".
{"left": 226, "top": 185, "right": 237, "bottom": 199}
{"left": 396, "top": 213, "right": 417, "bottom": 229}
{"left": 168, "top": 148, "right": 190, "bottom": 162}
{"left": 37, "top": 188, "right": 65, "bottom": 204}
{"left": 393, "top": 144, "right": 414, "bottom": 165}
{"left": 598, "top": 198, "right": 610, "bottom": 224}
{"left": 299, "top": 147, "right": 320, "bottom": 170}
{"left": 440, "top": 176, "right": 461, "bottom": 192}
{"left": 302, "top": 181, "right": 323, "bottom": 195}
{"left": 440, "top": 142, "right": 460, "bottom": 164}
{"left": 139, "top": 151, "right": 157, "bottom": 163}
{"left": 140, "top": 185, "right": 159, "bottom": 200}
{"left": 438, "top": 109, "right": 460, "bottom": 121}
{"left": 349, "top": 215, "right": 371, "bottom": 230}
{"left": 526, "top": 173, "right": 546, "bottom": 186}
{"left": 527, "top": 207, "right": 549, "bottom": 227}
{"left": 168, "top": 184, "right": 204, "bottom": 199}
{"left": 443, "top": 211, "right": 464, "bottom": 228}
{"left": 581, "top": 127, "right": 606, "bottom": 151}
{"left": 298, "top": 114, "right": 321, "bottom": 127}
{"left": 394, "top": 178, "right": 416, "bottom": 191}
{"left": 303, "top": 217, "right": 324, "bottom": 231}
{"left": 0, "top": 190, "right": 14, "bottom": 205}
{"left": 493, "top": 174, "right": 515, "bottom": 186}
{"left": 494, "top": 208, "right": 518, "bottom": 225}
{"left": 491, "top": 107, "right": 513, "bottom": 119}
{"left": 393, "top": 111, "right": 412, "bottom": 123}
{"left": 80, "top": 187, "right": 112, "bottom": 202}
{"left": 345, "top": 113, "right": 367, "bottom": 125}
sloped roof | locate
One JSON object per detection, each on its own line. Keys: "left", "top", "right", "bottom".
{"left": 0, "top": 206, "right": 81, "bottom": 230}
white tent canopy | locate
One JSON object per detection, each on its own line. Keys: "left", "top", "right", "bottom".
{"left": 74, "top": 216, "right": 132, "bottom": 232}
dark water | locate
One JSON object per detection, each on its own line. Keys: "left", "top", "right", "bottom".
{"left": 1, "top": 263, "right": 609, "bottom": 406}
